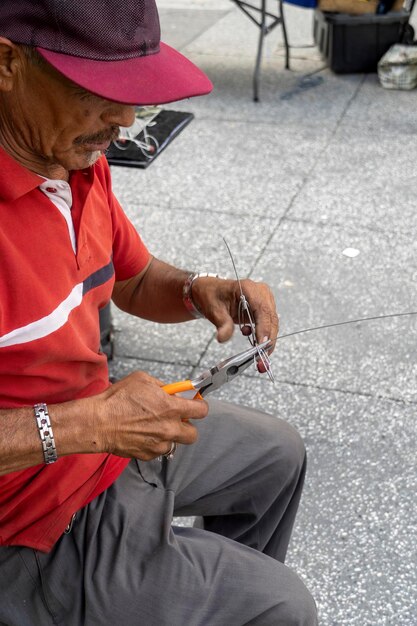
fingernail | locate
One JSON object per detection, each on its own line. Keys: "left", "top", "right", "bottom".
{"left": 257, "top": 361, "right": 268, "bottom": 373}
{"left": 263, "top": 336, "right": 269, "bottom": 343}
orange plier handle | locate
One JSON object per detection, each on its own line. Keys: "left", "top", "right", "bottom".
{"left": 162, "top": 380, "right": 203, "bottom": 400}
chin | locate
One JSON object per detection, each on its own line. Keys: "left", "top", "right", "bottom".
{"left": 62, "top": 150, "right": 103, "bottom": 171}
{"left": 85, "top": 150, "right": 102, "bottom": 167}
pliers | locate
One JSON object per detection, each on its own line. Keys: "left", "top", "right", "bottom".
{"left": 162, "top": 339, "right": 272, "bottom": 400}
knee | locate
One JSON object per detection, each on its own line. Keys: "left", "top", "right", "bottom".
{"left": 253, "top": 563, "right": 317, "bottom": 626}
{"left": 285, "top": 583, "right": 317, "bottom": 626}
{"left": 275, "top": 572, "right": 318, "bottom": 626}
{"left": 279, "top": 595, "right": 318, "bottom": 626}
{"left": 268, "top": 419, "right": 307, "bottom": 481}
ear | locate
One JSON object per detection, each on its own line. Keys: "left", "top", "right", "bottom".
{"left": 0, "top": 37, "right": 21, "bottom": 92}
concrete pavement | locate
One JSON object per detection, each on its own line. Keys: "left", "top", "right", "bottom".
{"left": 108, "top": 3, "right": 417, "bottom": 624}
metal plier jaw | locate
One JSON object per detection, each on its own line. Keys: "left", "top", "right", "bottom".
{"left": 162, "top": 339, "right": 272, "bottom": 399}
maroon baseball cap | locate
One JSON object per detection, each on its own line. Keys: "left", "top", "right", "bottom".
{"left": 0, "top": 0, "right": 213, "bottom": 105}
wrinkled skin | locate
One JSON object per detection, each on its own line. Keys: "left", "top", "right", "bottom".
{"left": 0, "top": 38, "right": 278, "bottom": 470}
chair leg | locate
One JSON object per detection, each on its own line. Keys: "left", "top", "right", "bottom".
{"left": 279, "top": 0, "right": 290, "bottom": 70}
{"left": 253, "top": 0, "right": 266, "bottom": 101}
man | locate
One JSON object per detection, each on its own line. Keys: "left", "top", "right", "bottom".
{"left": 0, "top": 1, "right": 317, "bottom": 624}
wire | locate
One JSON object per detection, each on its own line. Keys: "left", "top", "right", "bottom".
{"left": 223, "top": 237, "right": 244, "bottom": 293}
{"left": 278, "top": 311, "right": 417, "bottom": 341}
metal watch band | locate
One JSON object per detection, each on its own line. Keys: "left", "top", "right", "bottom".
{"left": 34, "top": 403, "right": 58, "bottom": 464}
{"left": 182, "top": 272, "right": 219, "bottom": 319}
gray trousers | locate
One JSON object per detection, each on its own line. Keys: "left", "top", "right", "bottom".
{"left": 0, "top": 400, "right": 317, "bottom": 626}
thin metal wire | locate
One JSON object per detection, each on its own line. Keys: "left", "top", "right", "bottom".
{"left": 223, "top": 238, "right": 275, "bottom": 382}
{"left": 238, "top": 299, "right": 256, "bottom": 345}
{"left": 278, "top": 311, "right": 417, "bottom": 341}
{"left": 223, "top": 238, "right": 256, "bottom": 340}
{"left": 113, "top": 127, "right": 159, "bottom": 154}
{"left": 223, "top": 238, "right": 244, "bottom": 294}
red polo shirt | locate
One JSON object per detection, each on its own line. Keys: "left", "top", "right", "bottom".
{"left": 0, "top": 148, "right": 150, "bottom": 551}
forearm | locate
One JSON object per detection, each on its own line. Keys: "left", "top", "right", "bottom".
{"left": 0, "top": 396, "right": 101, "bottom": 476}
{"left": 112, "top": 257, "right": 195, "bottom": 323}
{"left": 0, "top": 372, "right": 209, "bottom": 476}
{"left": 112, "top": 255, "right": 278, "bottom": 345}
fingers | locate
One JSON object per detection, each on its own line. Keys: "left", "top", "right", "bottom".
{"left": 99, "top": 371, "right": 208, "bottom": 460}
{"left": 168, "top": 392, "right": 208, "bottom": 422}
{"left": 239, "top": 279, "right": 279, "bottom": 351}
{"left": 164, "top": 414, "right": 200, "bottom": 446}
{"left": 141, "top": 403, "right": 202, "bottom": 461}
{"left": 213, "top": 311, "right": 235, "bottom": 343}
{"left": 192, "top": 275, "right": 279, "bottom": 352}
{"left": 191, "top": 277, "right": 237, "bottom": 343}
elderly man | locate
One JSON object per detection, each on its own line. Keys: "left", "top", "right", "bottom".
{"left": 0, "top": 1, "right": 317, "bottom": 624}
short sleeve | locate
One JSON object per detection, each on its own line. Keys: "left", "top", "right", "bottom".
{"left": 98, "top": 158, "right": 151, "bottom": 281}
{"left": 110, "top": 191, "right": 150, "bottom": 281}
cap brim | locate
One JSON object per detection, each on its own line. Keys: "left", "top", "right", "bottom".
{"left": 37, "top": 43, "right": 213, "bottom": 105}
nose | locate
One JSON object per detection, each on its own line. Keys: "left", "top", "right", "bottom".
{"left": 102, "top": 103, "right": 136, "bottom": 128}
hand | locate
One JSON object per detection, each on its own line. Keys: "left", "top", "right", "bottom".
{"left": 191, "top": 276, "right": 279, "bottom": 351}
{"left": 96, "top": 371, "right": 208, "bottom": 460}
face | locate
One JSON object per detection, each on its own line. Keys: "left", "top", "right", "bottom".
{"left": 0, "top": 40, "right": 136, "bottom": 178}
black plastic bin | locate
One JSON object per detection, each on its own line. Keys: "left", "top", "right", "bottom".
{"left": 313, "top": 9, "right": 411, "bottom": 72}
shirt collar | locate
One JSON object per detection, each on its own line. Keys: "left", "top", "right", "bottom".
{"left": 0, "top": 146, "right": 45, "bottom": 201}
{"left": 0, "top": 146, "right": 95, "bottom": 202}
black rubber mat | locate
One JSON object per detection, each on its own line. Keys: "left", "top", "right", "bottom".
{"left": 106, "top": 109, "right": 194, "bottom": 169}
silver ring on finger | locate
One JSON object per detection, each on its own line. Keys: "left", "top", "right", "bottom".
{"left": 163, "top": 441, "right": 177, "bottom": 460}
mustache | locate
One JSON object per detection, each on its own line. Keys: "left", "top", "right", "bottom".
{"left": 74, "top": 125, "right": 120, "bottom": 145}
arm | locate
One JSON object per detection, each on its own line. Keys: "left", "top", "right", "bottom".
{"left": 112, "top": 256, "right": 279, "bottom": 346}
{"left": 1, "top": 258, "right": 277, "bottom": 477}
{"left": 0, "top": 371, "right": 208, "bottom": 476}
{"left": 112, "top": 256, "right": 194, "bottom": 324}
